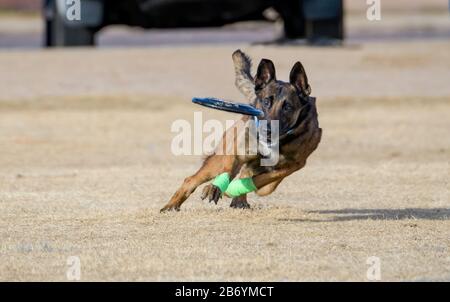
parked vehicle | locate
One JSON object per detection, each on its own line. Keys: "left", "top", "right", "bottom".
{"left": 43, "top": 0, "right": 343, "bottom": 47}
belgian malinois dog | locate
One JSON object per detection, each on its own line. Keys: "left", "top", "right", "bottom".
{"left": 161, "top": 50, "right": 321, "bottom": 212}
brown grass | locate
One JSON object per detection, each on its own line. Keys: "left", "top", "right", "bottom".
{"left": 0, "top": 42, "right": 449, "bottom": 281}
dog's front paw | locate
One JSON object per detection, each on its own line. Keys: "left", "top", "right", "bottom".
{"left": 201, "top": 184, "right": 222, "bottom": 204}
{"left": 160, "top": 204, "right": 180, "bottom": 213}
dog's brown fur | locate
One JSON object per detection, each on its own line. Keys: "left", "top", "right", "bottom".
{"left": 160, "top": 50, "right": 322, "bottom": 212}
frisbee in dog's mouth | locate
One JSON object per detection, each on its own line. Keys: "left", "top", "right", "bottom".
{"left": 192, "top": 97, "right": 264, "bottom": 117}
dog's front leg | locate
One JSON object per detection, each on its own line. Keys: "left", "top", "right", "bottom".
{"left": 161, "top": 115, "right": 256, "bottom": 212}
{"left": 160, "top": 154, "right": 240, "bottom": 212}
{"left": 199, "top": 155, "right": 243, "bottom": 205}
{"left": 230, "top": 195, "right": 250, "bottom": 209}
{"left": 226, "top": 162, "right": 304, "bottom": 200}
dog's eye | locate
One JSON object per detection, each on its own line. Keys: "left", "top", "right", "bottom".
{"left": 262, "top": 97, "right": 273, "bottom": 108}
{"left": 283, "top": 102, "right": 293, "bottom": 112}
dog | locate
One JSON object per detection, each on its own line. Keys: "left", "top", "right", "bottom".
{"left": 160, "top": 49, "right": 321, "bottom": 212}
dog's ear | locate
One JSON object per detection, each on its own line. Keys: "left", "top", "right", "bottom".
{"left": 255, "top": 59, "right": 276, "bottom": 91}
{"left": 290, "top": 61, "right": 311, "bottom": 96}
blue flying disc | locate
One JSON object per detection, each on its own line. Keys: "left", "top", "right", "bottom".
{"left": 192, "top": 97, "right": 263, "bottom": 117}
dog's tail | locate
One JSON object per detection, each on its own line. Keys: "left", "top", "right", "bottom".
{"left": 232, "top": 49, "right": 256, "bottom": 104}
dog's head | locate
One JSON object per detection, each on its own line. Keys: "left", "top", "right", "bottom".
{"left": 253, "top": 59, "right": 311, "bottom": 135}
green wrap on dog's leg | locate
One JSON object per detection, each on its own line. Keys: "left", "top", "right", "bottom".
{"left": 212, "top": 172, "right": 230, "bottom": 193}
{"left": 225, "top": 177, "right": 257, "bottom": 198}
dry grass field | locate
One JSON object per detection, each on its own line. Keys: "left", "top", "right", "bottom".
{"left": 0, "top": 41, "right": 449, "bottom": 281}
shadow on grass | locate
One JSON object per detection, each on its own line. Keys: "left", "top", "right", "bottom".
{"left": 280, "top": 208, "right": 450, "bottom": 222}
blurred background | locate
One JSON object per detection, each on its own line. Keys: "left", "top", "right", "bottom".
{"left": 0, "top": 0, "right": 448, "bottom": 48}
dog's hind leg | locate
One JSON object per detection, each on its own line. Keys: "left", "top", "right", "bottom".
{"left": 251, "top": 162, "right": 305, "bottom": 194}
{"left": 255, "top": 179, "right": 283, "bottom": 196}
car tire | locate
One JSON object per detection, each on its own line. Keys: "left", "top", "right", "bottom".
{"left": 303, "top": 0, "right": 344, "bottom": 43}
{"left": 278, "top": 0, "right": 306, "bottom": 39}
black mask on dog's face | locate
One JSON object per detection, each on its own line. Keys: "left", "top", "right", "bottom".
{"left": 254, "top": 59, "right": 311, "bottom": 135}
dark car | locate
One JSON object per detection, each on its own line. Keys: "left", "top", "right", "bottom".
{"left": 44, "top": 0, "right": 343, "bottom": 47}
